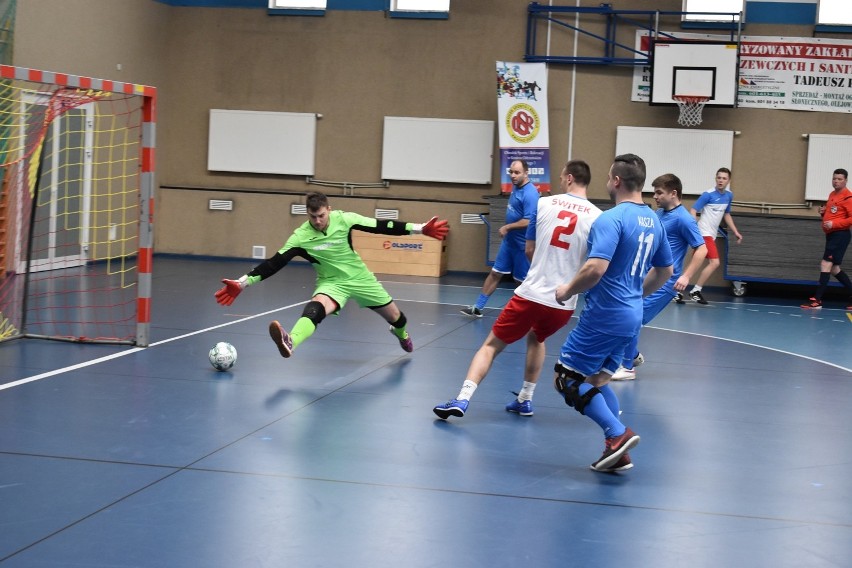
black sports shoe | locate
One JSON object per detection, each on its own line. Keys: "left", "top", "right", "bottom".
{"left": 460, "top": 306, "right": 483, "bottom": 317}
{"left": 673, "top": 292, "right": 685, "bottom": 304}
{"left": 689, "top": 290, "right": 708, "bottom": 305}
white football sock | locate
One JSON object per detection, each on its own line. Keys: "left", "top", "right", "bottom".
{"left": 457, "top": 379, "right": 478, "bottom": 401}
{"left": 517, "top": 381, "right": 536, "bottom": 401}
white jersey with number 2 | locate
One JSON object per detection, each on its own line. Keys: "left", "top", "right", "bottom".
{"left": 515, "top": 193, "right": 602, "bottom": 310}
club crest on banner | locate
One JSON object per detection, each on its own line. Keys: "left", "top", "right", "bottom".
{"left": 506, "top": 103, "right": 540, "bottom": 144}
{"left": 497, "top": 61, "right": 551, "bottom": 194}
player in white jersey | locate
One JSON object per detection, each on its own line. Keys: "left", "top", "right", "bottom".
{"left": 686, "top": 167, "right": 742, "bottom": 304}
{"left": 434, "top": 161, "right": 602, "bottom": 419}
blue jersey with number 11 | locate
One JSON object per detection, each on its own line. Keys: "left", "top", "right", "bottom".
{"left": 583, "top": 201, "right": 673, "bottom": 337}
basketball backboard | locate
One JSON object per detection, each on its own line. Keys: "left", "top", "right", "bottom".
{"left": 650, "top": 40, "right": 739, "bottom": 107}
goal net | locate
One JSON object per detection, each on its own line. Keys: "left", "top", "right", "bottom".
{"left": 0, "top": 66, "right": 156, "bottom": 346}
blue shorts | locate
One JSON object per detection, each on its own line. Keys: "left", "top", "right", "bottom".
{"left": 824, "top": 230, "right": 851, "bottom": 265}
{"left": 492, "top": 241, "right": 530, "bottom": 282}
{"left": 558, "top": 318, "right": 632, "bottom": 377}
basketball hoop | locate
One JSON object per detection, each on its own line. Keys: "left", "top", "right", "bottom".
{"left": 673, "top": 95, "right": 709, "bottom": 128}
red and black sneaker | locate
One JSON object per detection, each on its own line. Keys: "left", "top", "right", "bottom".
{"left": 800, "top": 297, "right": 822, "bottom": 309}
{"left": 592, "top": 452, "right": 633, "bottom": 473}
{"left": 591, "top": 427, "right": 640, "bottom": 472}
{"left": 268, "top": 320, "right": 294, "bottom": 358}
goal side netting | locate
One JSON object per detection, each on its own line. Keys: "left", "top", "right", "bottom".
{"left": 0, "top": 66, "right": 155, "bottom": 346}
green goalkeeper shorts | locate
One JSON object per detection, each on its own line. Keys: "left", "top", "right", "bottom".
{"left": 313, "top": 275, "right": 393, "bottom": 312}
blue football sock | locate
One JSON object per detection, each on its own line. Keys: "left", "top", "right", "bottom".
{"left": 474, "top": 293, "right": 490, "bottom": 310}
{"left": 598, "top": 384, "right": 620, "bottom": 418}
{"left": 578, "top": 383, "right": 625, "bottom": 438}
{"left": 622, "top": 335, "right": 639, "bottom": 369}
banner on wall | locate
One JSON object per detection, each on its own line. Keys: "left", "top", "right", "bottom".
{"left": 497, "top": 61, "right": 551, "bottom": 193}
{"left": 631, "top": 31, "right": 852, "bottom": 113}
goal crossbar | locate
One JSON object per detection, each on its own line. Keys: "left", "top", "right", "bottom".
{"left": 0, "top": 65, "right": 156, "bottom": 346}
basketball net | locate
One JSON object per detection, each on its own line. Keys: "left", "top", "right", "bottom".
{"left": 673, "top": 95, "right": 708, "bottom": 128}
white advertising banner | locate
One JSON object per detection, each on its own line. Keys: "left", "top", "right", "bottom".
{"left": 497, "top": 61, "right": 551, "bottom": 193}
{"left": 631, "top": 31, "right": 852, "bottom": 113}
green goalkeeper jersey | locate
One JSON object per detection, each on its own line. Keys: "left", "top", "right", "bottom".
{"left": 247, "top": 210, "right": 413, "bottom": 284}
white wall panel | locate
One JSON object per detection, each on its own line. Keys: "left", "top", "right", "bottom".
{"left": 805, "top": 134, "right": 852, "bottom": 201}
{"left": 615, "top": 126, "right": 734, "bottom": 195}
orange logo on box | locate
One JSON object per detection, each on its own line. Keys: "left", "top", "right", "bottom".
{"left": 383, "top": 241, "right": 423, "bottom": 250}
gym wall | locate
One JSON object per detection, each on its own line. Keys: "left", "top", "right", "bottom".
{"left": 13, "top": 0, "right": 852, "bottom": 280}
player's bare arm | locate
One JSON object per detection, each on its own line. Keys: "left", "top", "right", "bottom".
{"left": 643, "top": 265, "right": 674, "bottom": 297}
{"left": 524, "top": 239, "right": 535, "bottom": 261}
{"left": 555, "top": 258, "right": 609, "bottom": 304}
{"left": 499, "top": 218, "right": 530, "bottom": 237}
{"left": 676, "top": 244, "right": 708, "bottom": 291}
{"left": 724, "top": 213, "right": 743, "bottom": 243}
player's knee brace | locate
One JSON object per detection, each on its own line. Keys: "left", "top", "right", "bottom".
{"left": 553, "top": 363, "right": 599, "bottom": 415}
{"left": 302, "top": 301, "right": 326, "bottom": 326}
{"left": 389, "top": 312, "right": 407, "bottom": 329}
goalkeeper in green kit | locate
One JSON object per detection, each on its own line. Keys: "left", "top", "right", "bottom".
{"left": 215, "top": 191, "right": 450, "bottom": 358}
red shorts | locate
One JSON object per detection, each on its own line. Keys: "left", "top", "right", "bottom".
{"left": 703, "top": 236, "right": 719, "bottom": 260}
{"left": 492, "top": 295, "right": 573, "bottom": 344}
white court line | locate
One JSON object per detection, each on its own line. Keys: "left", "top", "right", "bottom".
{"left": 395, "top": 292, "right": 852, "bottom": 373}
{"left": 642, "top": 324, "right": 852, "bottom": 374}
{"left": 3, "top": 297, "right": 849, "bottom": 392}
{"left": 0, "top": 301, "right": 307, "bottom": 392}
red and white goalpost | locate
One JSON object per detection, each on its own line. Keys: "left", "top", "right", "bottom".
{"left": 0, "top": 65, "right": 156, "bottom": 346}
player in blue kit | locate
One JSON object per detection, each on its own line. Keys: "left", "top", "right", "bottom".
{"left": 611, "top": 173, "right": 707, "bottom": 381}
{"left": 553, "top": 154, "right": 673, "bottom": 473}
{"left": 460, "top": 159, "right": 540, "bottom": 317}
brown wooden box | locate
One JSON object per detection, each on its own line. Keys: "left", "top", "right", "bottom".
{"left": 352, "top": 232, "right": 447, "bottom": 277}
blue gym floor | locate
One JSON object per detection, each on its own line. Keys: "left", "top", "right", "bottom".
{"left": 1, "top": 256, "right": 851, "bottom": 567}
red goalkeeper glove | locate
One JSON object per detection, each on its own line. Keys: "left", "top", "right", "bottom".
{"left": 421, "top": 216, "right": 449, "bottom": 241}
{"left": 214, "top": 278, "right": 245, "bottom": 306}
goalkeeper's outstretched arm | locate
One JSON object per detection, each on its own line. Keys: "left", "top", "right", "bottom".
{"left": 214, "top": 248, "right": 310, "bottom": 306}
{"left": 354, "top": 217, "right": 449, "bottom": 240}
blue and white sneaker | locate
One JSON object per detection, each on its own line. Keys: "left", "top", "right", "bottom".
{"left": 433, "top": 399, "right": 468, "bottom": 419}
{"left": 505, "top": 398, "right": 534, "bottom": 416}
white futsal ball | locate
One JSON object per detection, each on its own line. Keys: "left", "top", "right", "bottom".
{"left": 209, "top": 341, "right": 237, "bottom": 371}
